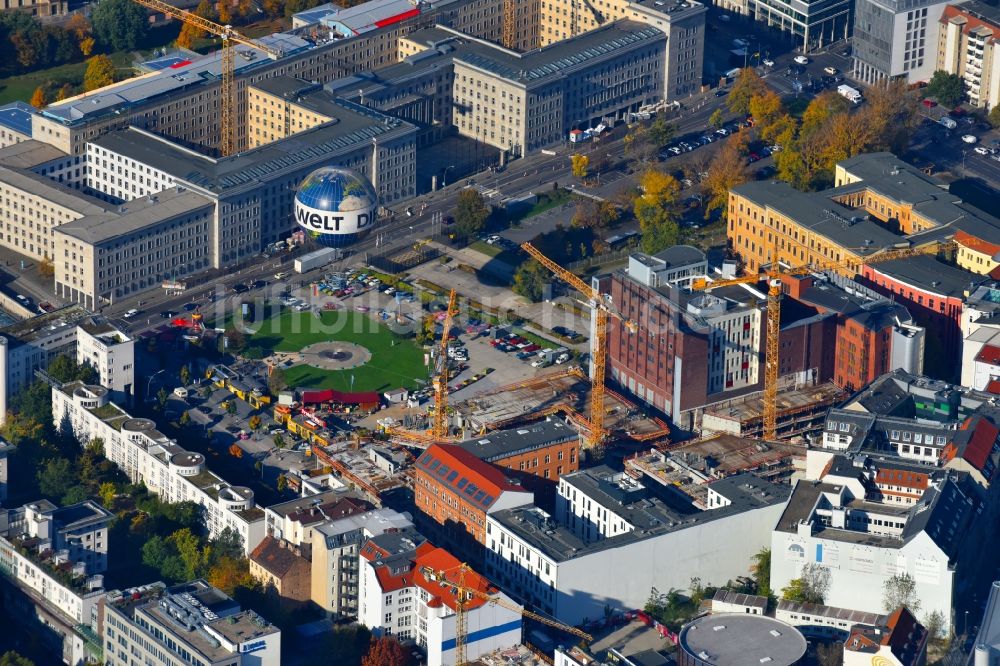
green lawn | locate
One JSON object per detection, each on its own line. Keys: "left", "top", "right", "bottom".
{"left": 469, "top": 240, "right": 502, "bottom": 257}
{"left": 248, "top": 310, "right": 428, "bottom": 393}
{"left": 0, "top": 52, "right": 134, "bottom": 105}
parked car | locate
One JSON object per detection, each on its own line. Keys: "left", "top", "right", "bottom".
{"left": 793, "top": 55, "right": 810, "bottom": 65}
{"left": 762, "top": 58, "right": 775, "bottom": 67}
{"left": 962, "top": 134, "right": 978, "bottom": 144}
{"left": 974, "top": 146, "right": 990, "bottom": 155}
{"left": 824, "top": 66, "right": 839, "bottom": 75}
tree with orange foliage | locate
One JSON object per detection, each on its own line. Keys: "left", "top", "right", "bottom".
{"left": 361, "top": 636, "right": 410, "bottom": 666}
{"left": 29, "top": 86, "right": 46, "bottom": 109}
{"left": 228, "top": 443, "right": 243, "bottom": 458}
{"left": 207, "top": 555, "right": 252, "bottom": 595}
{"left": 702, "top": 133, "right": 749, "bottom": 220}
{"left": 218, "top": 0, "right": 232, "bottom": 24}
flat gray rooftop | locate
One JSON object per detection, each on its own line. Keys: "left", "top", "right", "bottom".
{"left": 679, "top": 614, "right": 807, "bottom": 665}
{"left": 91, "top": 96, "right": 413, "bottom": 195}
{"left": 458, "top": 418, "right": 577, "bottom": 461}
{"left": 406, "top": 20, "right": 665, "bottom": 86}
{"left": 55, "top": 187, "right": 213, "bottom": 245}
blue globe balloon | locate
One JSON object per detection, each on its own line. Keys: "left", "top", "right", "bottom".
{"left": 294, "top": 167, "right": 379, "bottom": 247}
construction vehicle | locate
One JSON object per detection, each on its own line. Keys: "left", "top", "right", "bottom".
{"left": 432, "top": 289, "right": 460, "bottom": 438}
{"left": 131, "top": 0, "right": 283, "bottom": 156}
{"left": 421, "top": 563, "right": 592, "bottom": 666}
{"left": 521, "top": 242, "right": 637, "bottom": 449}
{"left": 692, "top": 240, "right": 956, "bottom": 441}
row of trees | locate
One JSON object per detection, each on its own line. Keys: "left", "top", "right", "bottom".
{"left": 721, "top": 68, "right": 921, "bottom": 192}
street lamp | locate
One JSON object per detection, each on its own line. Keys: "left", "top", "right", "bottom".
{"left": 146, "top": 369, "right": 166, "bottom": 402}
{"left": 442, "top": 165, "right": 455, "bottom": 188}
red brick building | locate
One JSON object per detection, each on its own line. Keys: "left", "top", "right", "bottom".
{"left": 601, "top": 262, "right": 837, "bottom": 431}
{"left": 861, "top": 255, "right": 988, "bottom": 380}
{"left": 784, "top": 274, "right": 920, "bottom": 392}
{"left": 414, "top": 444, "right": 533, "bottom": 549}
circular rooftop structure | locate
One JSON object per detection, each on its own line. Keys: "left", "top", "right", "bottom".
{"left": 678, "top": 614, "right": 807, "bottom": 666}
{"left": 170, "top": 452, "right": 205, "bottom": 468}
{"left": 294, "top": 166, "right": 379, "bottom": 247}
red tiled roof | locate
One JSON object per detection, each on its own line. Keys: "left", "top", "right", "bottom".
{"left": 283, "top": 497, "right": 371, "bottom": 526}
{"left": 875, "top": 468, "right": 929, "bottom": 491}
{"left": 991, "top": 265, "right": 1000, "bottom": 281}
{"left": 955, "top": 230, "right": 1000, "bottom": 258}
{"left": 959, "top": 415, "right": 999, "bottom": 472}
{"left": 415, "top": 444, "right": 527, "bottom": 510}
{"left": 250, "top": 536, "right": 309, "bottom": 578}
{"left": 976, "top": 344, "right": 1000, "bottom": 366}
{"left": 986, "top": 378, "right": 1000, "bottom": 395}
{"left": 939, "top": 5, "right": 1000, "bottom": 39}
{"left": 412, "top": 547, "right": 499, "bottom": 612}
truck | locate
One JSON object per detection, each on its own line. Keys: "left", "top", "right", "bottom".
{"left": 538, "top": 346, "right": 569, "bottom": 363}
{"left": 294, "top": 247, "right": 342, "bottom": 273}
{"left": 938, "top": 116, "right": 958, "bottom": 129}
{"left": 837, "top": 84, "right": 863, "bottom": 104}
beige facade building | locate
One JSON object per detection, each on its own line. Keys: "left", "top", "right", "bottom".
{"left": 0, "top": 0, "right": 67, "bottom": 17}
{"left": 31, "top": 0, "right": 515, "bottom": 156}
{"left": 937, "top": 2, "right": 1000, "bottom": 110}
{"left": 53, "top": 188, "right": 215, "bottom": 309}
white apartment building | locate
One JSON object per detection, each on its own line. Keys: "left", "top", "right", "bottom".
{"left": 962, "top": 327, "right": 1000, "bottom": 390}
{"left": 0, "top": 305, "right": 134, "bottom": 424}
{"left": 310, "top": 506, "right": 413, "bottom": 617}
{"left": 770, "top": 455, "right": 978, "bottom": 634}
{"left": 264, "top": 489, "right": 372, "bottom": 547}
{"left": 486, "top": 470, "right": 789, "bottom": 625}
{"left": 358, "top": 530, "right": 522, "bottom": 666}
{"left": 101, "top": 580, "right": 281, "bottom": 666}
{"left": 938, "top": 3, "right": 1000, "bottom": 110}
{"left": 625, "top": 245, "right": 708, "bottom": 290}
{"left": 51, "top": 382, "right": 265, "bottom": 555}
{"left": 0, "top": 499, "right": 112, "bottom": 666}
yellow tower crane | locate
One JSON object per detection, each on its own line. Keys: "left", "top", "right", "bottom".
{"left": 502, "top": 0, "right": 516, "bottom": 48}
{"left": 521, "top": 242, "right": 636, "bottom": 450}
{"left": 692, "top": 240, "right": 956, "bottom": 441}
{"left": 132, "top": 0, "right": 283, "bottom": 156}
{"left": 421, "top": 563, "right": 592, "bottom": 666}
{"left": 432, "top": 289, "right": 460, "bottom": 439}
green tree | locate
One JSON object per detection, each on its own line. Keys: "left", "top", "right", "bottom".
{"left": 38, "top": 457, "right": 75, "bottom": 500}
{"left": 276, "top": 474, "right": 288, "bottom": 493}
{"left": 48, "top": 354, "right": 97, "bottom": 383}
{"left": 273, "top": 434, "right": 286, "bottom": 449}
{"left": 454, "top": 189, "right": 490, "bottom": 238}
{"left": 0, "top": 651, "right": 34, "bottom": 666}
{"left": 156, "top": 387, "right": 170, "bottom": 412}
{"left": 83, "top": 54, "right": 116, "bottom": 92}
{"left": 225, "top": 400, "right": 238, "bottom": 417}
{"left": 179, "top": 411, "right": 191, "bottom": 427}
{"left": 635, "top": 199, "right": 679, "bottom": 255}
{"left": 990, "top": 104, "right": 1000, "bottom": 129}
{"left": 169, "top": 528, "right": 205, "bottom": 580}
{"left": 926, "top": 70, "right": 965, "bottom": 107}
{"left": 708, "top": 108, "right": 725, "bottom": 130}
{"left": 648, "top": 113, "right": 675, "bottom": 146}
{"left": 512, "top": 259, "right": 549, "bottom": 302}
{"left": 179, "top": 366, "right": 191, "bottom": 386}
{"left": 750, "top": 548, "right": 772, "bottom": 597}
{"left": 91, "top": 0, "right": 149, "bottom": 50}
{"left": 62, "top": 485, "right": 89, "bottom": 504}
